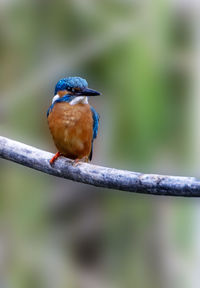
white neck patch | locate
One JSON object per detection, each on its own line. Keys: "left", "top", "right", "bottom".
{"left": 70, "top": 96, "right": 88, "bottom": 105}
{"left": 52, "top": 94, "right": 60, "bottom": 104}
{"left": 51, "top": 95, "right": 89, "bottom": 106}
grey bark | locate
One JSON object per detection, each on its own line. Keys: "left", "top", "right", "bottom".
{"left": 0, "top": 136, "right": 200, "bottom": 197}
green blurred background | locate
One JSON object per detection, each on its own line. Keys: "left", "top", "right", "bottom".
{"left": 1, "top": 0, "right": 200, "bottom": 287}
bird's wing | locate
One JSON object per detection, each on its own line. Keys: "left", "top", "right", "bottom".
{"left": 90, "top": 105, "right": 99, "bottom": 140}
{"left": 89, "top": 106, "right": 100, "bottom": 160}
{"left": 47, "top": 103, "right": 54, "bottom": 117}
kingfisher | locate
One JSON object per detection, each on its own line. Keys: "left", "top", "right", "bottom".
{"left": 47, "top": 77, "right": 100, "bottom": 165}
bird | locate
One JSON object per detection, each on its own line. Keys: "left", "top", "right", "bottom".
{"left": 47, "top": 77, "right": 100, "bottom": 165}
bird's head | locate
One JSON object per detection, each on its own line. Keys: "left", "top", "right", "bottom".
{"left": 52, "top": 77, "right": 100, "bottom": 105}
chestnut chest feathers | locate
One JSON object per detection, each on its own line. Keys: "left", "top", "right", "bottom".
{"left": 48, "top": 102, "right": 93, "bottom": 160}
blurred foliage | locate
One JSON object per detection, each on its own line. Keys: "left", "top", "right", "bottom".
{"left": 0, "top": 0, "right": 199, "bottom": 288}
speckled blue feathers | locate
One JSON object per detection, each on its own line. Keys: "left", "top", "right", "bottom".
{"left": 90, "top": 106, "right": 99, "bottom": 140}
{"left": 54, "top": 77, "right": 88, "bottom": 95}
{"left": 89, "top": 106, "right": 99, "bottom": 160}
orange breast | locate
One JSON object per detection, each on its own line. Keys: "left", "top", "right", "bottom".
{"left": 48, "top": 102, "right": 93, "bottom": 159}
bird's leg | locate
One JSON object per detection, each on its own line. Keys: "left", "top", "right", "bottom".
{"left": 50, "top": 152, "right": 61, "bottom": 165}
{"left": 72, "top": 156, "right": 89, "bottom": 167}
{"left": 82, "top": 156, "right": 89, "bottom": 163}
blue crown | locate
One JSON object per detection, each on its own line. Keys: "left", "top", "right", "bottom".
{"left": 54, "top": 77, "right": 88, "bottom": 95}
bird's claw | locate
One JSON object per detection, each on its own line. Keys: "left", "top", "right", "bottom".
{"left": 72, "top": 156, "right": 89, "bottom": 167}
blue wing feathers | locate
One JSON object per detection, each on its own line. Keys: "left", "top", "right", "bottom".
{"left": 47, "top": 103, "right": 54, "bottom": 117}
{"left": 90, "top": 106, "right": 99, "bottom": 140}
{"left": 89, "top": 105, "right": 99, "bottom": 161}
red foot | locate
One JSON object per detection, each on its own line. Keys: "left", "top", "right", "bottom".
{"left": 50, "top": 152, "right": 61, "bottom": 165}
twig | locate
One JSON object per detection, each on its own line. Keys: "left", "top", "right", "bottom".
{"left": 0, "top": 136, "right": 200, "bottom": 197}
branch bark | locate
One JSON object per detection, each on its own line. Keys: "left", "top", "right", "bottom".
{"left": 0, "top": 136, "right": 199, "bottom": 197}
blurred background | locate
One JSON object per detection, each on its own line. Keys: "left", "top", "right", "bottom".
{"left": 0, "top": 0, "right": 200, "bottom": 287}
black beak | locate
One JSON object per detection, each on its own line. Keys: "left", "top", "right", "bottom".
{"left": 75, "top": 87, "right": 101, "bottom": 96}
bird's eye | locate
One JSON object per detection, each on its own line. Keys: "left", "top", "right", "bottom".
{"left": 68, "top": 87, "right": 71, "bottom": 91}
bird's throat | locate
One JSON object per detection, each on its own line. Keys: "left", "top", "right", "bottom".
{"left": 70, "top": 96, "right": 88, "bottom": 105}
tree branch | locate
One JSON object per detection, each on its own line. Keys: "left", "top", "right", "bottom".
{"left": 0, "top": 136, "right": 199, "bottom": 197}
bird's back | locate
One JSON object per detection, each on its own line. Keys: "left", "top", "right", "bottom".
{"left": 48, "top": 102, "right": 93, "bottom": 159}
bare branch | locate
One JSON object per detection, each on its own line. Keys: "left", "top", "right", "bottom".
{"left": 0, "top": 136, "right": 200, "bottom": 197}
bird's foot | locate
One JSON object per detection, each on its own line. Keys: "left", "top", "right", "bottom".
{"left": 50, "top": 152, "right": 62, "bottom": 165}
{"left": 72, "top": 156, "right": 89, "bottom": 167}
